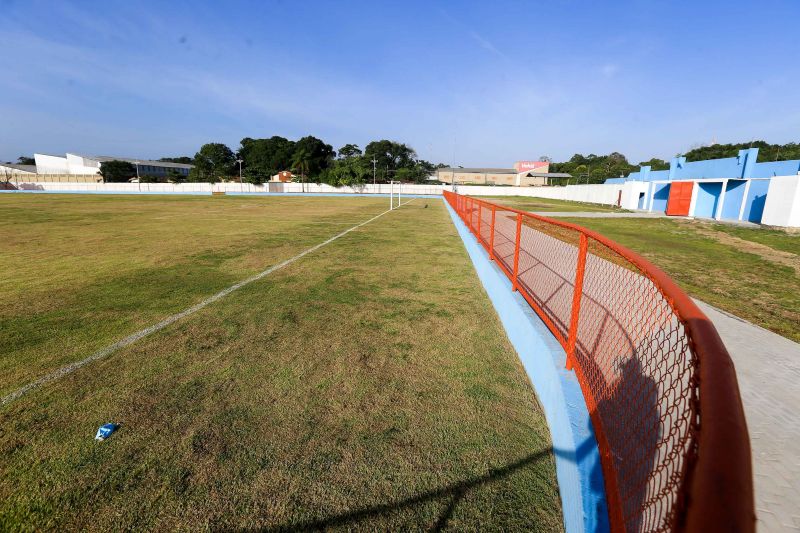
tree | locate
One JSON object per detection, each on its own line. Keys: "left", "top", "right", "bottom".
{"left": 158, "top": 156, "right": 193, "bottom": 164}
{"left": 99, "top": 160, "right": 137, "bottom": 182}
{"left": 293, "top": 136, "right": 335, "bottom": 177}
{"left": 682, "top": 140, "right": 800, "bottom": 162}
{"left": 191, "top": 143, "right": 235, "bottom": 181}
{"left": 17, "top": 156, "right": 35, "bottom": 165}
{"left": 337, "top": 144, "right": 362, "bottom": 159}
{"left": 320, "top": 156, "right": 370, "bottom": 186}
{"left": 638, "top": 158, "right": 670, "bottom": 171}
{"left": 166, "top": 169, "right": 185, "bottom": 183}
{"left": 539, "top": 155, "right": 552, "bottom": 163}
{"left": 364, "top": 140, "right": 417, "bottom": 180}
{"left": 242, "top": 167, "right": 272, "bottom": 184}
{"left": 238, "top": 136, "right": 296, "bottom": 176}
{"left": 292, "top": 148, "right": 311, "bottom": 184}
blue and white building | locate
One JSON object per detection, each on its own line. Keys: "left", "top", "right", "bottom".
{"left": 607, "top": 148, "right": 800, "bottom": 227}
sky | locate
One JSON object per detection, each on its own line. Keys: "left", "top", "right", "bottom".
{"left": 1, "top": 0, "right": 799, "bottom": 167}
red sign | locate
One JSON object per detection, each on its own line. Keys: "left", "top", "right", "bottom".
{"left": 514, "top": 161, "right": 548, "bottom": 172}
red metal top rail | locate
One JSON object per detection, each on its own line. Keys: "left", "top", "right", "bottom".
{"left": 444, "top": 191, "right": 753, "bottom": 533}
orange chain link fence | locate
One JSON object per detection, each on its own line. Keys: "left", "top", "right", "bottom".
{"left": 444, "top": 191, "right": 753, "bottom": 533}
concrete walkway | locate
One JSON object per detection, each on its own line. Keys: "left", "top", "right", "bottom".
{"left": 533, "top": 211, "right": 668, "bottom": 218}
{"left": 695, "top": 300, "right": 800, "bottom": 532}
{"left": 537, "top": 210, "right": 763, "bottom": 227}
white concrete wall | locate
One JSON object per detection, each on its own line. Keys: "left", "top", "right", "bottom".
{"left": 65, "top": 153, "right": 102, "bottom": 175}
{"left": 761, "top": 175, "right": 800, "bottom": 228}
{"left": 449, "top": 183, "right": 625, "bottom": 206}
{"left": 620, "top": 181, "right": 650, "bottom": 210}
{"left": 6, "top": 181, "right": 445, "bottom": 195}
{"left": 7, "top": 181, "right": 630, "bottom": 206}
{"left": 34, "top": 153, "right": 71, "bottom": 174}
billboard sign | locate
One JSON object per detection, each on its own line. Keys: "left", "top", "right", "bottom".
{"left": 514, "top": 160, "right": 549, "bottom": 173}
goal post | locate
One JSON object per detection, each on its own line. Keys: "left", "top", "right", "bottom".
{"left": 389, "top": 181, "right": 403, "bottom": 210}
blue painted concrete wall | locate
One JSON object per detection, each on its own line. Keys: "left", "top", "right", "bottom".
{"left": 694, "top": 182, "right": 723, "bottom": 218}
{"left": 742, "top": 179, "right": 771, "bottom": 223}
{"left": 651, "top": 183, "right": 671, "bottom": 211}
{"left": 613, "top": 148, "right": 800, "bottom": 183}
{"left": 721, "top": 180, "right": 747, "bottom": 221}
{"left": 751, "top": 160, "right": 800, "bottom": 178}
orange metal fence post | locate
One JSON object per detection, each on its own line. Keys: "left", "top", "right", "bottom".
{"left": 489, "top": 205, "right": 496, "bottom": 260}
{"left": 511, "top": 213, "right": 523, "bottom": 291}
{"left": 470, "top": 197, "right": 476, "bottom": 234}
{"left": 565, "top": 233, "right": 589, "bottom": 370}
{"left": 477, "top": 202, "right": 482, "bottom": 241}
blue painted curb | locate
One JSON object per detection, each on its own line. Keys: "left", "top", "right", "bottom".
{"left": 443, "top": 199, "right": 609, "bottom": 533}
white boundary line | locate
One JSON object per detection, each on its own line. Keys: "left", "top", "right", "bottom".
{"left": 2, "top": 204, "right": 407, "bottom": 407}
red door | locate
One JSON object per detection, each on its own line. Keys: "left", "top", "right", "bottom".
{"left": 666, "top": 182, "right": 693, "bottom": 216}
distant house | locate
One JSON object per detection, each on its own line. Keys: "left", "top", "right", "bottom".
{"left": 270, "top": 171, "right": 293, "bottom": 183}
{"left": 33, "top": 153, "right": 193, "bottom": 178}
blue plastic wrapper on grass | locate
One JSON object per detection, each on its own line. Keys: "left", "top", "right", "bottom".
{"left": 95, "top": 423, "right": 119, "bottom": 441}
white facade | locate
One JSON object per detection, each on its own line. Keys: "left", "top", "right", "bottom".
{"left": 33, "top": 153, "right": 192, "bottom": 177}
{"left": 0, "top": 163, "right": 36, "bottom": 175}
{"left": 34, "top": 153, "right": 101, "bottom": 175}
{"left": 761, "top": 175, "right": 800, "bottom": 228}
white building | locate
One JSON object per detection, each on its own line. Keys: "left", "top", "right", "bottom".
{"left": 33, "top": 153, "right": 193, "bottom": 177}
{"left": 0, "top": 163, "right": 37, "bottom": 176}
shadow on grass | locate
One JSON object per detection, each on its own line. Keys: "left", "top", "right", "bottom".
{"left": 267, "top": 448, "right": 554, "bottom": 532}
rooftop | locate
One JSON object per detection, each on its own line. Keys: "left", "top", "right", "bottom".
{"left": 0, "top": 163, "right": 37, "bottom": 173}
{"left": 438, "top": 167, "right": 518, "bottom": 174}
{"left": 85, "top": 155, "right": 194, "bottom": 169}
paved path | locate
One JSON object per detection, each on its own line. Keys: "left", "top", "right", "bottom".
{"left": 695, "top": 300, "right": 800, "bottom": 532}
{"left": 533, "top": 211, "right": 668, "bottom": 218}
{"left": 537, "top": 210, "right": 763, "bottom": 227}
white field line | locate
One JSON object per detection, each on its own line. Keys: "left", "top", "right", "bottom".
{"left": 2, "top": 205, "right": 404, "bottom": 407}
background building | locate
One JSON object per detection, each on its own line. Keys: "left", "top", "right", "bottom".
{"left": 607, "top": 147, "right": 800, "bottom": 224}
{"left": 436, "top": 160, "right": 569, "bottom": 186}
{"left": 33, "top": 153, "right": 193, "bottom": 178}
{"left": 0, "top": 163, "right": 36, "bottom": 176}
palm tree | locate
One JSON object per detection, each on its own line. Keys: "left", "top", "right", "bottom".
{"left": 292, "top": 149, "right": 311, "bottom": 192}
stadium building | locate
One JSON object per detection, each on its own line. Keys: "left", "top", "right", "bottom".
{"left": 607, "top": 148, "right": 800, "bottom": 226}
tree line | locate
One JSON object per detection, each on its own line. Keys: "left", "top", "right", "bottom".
{"left": 9, "top": 139, "right": 800, "bottom": 185}
{"left": 548, "top": 140, "right": 800, "bottom": 184}
{"left": 188, "top": 136, "right": 443, "bottom": 185}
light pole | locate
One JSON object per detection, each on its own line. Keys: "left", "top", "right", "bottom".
{"left": 236, "top": 159, "right": 243, "bottom": 192}
{"left": 135, "top": 161, "right": 140, "bottom": 192}
{"left": 371, "top": 157, "right": 377, "bottom": 188}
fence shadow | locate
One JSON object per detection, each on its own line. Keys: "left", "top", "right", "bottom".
{"left": 265, "top": 448, "right": 555, "bottom": 532}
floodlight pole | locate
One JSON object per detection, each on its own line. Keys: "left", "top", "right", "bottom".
{"left": 372, "top": 157, "right": 377, "bottom": 188}
{"left": 236, "top": 159, "right": 243, "bottom": 192}
{"left": 135, "top": 161, "right": 140, "bottom": 192}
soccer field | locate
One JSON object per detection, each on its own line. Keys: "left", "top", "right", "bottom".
{"left": 0, "top": 194, "right": 562, "bottom": 530}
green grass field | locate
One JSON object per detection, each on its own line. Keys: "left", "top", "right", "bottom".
{"left": 559, "top": 217, "right": 800, "bottom": 342}
{"left": 0, "top": 194, "right": 562, "bottom": 531}
{"left": 476, "top": 195, "right": 625, "bottom": 213}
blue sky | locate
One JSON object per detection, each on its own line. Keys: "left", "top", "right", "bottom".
{"left": 2, "top": 0, "right": 799, "bottom": 166}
